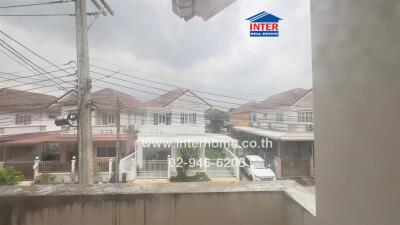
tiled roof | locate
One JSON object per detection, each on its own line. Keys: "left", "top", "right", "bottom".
{"left": 0, "top": 132, "right": 135, "bottom": 145}
{"left": 258, "top": 88, "right": 312, "bottom": 109}
{"left": 0, "top": 88, "right": 57, "bottom": 110}
{"left": 230, "top": 101, "right": 257, "bottom": 114}
{"left": 92, "top": 88, "right": 143, "bottom": 109}
{"left": 145, "top": 88, "right": 187, "bottom": 108}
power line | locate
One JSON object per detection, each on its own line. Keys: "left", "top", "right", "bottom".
{"left": 0, "top": 74, "right": 75, "bottom": 107}
{"left": 0, "top": 30, "right": 75, "bottom": 81}
{"left": 90, "top": 69, "right": 312, "bottom": 116}
{"left": 0, "top": 66, "right": 76, "bottom": 83}
{"left": 0, "top": 62, "right": 74, "bottom": 74}
{"left": 0, "top": 39, "right": 68, "bottom": 90}
{"left": 0, "top": 76, "right": 74, "bottom": 89}
{"left": 92, "top": 78, "right": 304, "bottom": 122}
{"left": 89, "top": 64, "right": 313, "bottom": 110}
{"left": 0, "top": 0, "right": 71, "bottom": 9}
{"left": 90, "top": 58, "right": 265, "bottom": 99}
{"left": 0, "top": 12, "right": 100, "bottom": 17}
{"left": 90, "top": 64, "right": 262, "bottom": 103}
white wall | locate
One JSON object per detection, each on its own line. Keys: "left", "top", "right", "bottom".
{"left": 0, "top": 111, "right": 59, "bottom": 135}
{"left": 312, "top": 1, "right": 400, "bottom": 225}
{"left": 140, "top": 92, "right": 209, "bottom": 134}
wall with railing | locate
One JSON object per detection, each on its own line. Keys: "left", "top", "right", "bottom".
{"left": 119, "top": 152, "right": 136, "bottom": 180}
{"left": 135, "top": 148, "right": 240, "bottom": 180}
{"left": 61, "top": 125, "right": 130, "bottom": 135}
{"left": 31, "top": 157, "right": 115, "bottom": 183}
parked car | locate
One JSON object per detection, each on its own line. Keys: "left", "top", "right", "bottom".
{"left": 242, "top": 155, "right": 276, "bottom": 181}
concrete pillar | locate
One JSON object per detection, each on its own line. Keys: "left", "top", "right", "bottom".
{"left": 71, "top": 156, "right": 76, "bottom": 182}
{"left": 108, "top": 158, "right": 113, "bottom": 180}
{"left": 274, "top": 157, "right": 281, "bottom": 179}
{"left": 171, "top": 144, "right": 177, "bottom": 159}
{"left": 200, "top": 145, "right": 205, "bottom": 161}
{"left": 136, "top": 143, "right": 143, "bottom": 169}
{"left": 312, "top": 1, "right": 400, "bottom": 224}
{"left": 167, "top": 155, "right": 171, "bottom": 178}
{"left": 33, "top": 156, "right": 40, "bottom": 181}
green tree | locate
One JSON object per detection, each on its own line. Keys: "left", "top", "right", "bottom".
{"left": 205, "top": 108, "right": 229, "bottom": 133}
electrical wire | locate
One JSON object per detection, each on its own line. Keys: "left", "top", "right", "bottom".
{"left": 0, "top": 0, "right": 71, "bottom": 9}
{"left": 0, "top": 13, "right": 100, "bottom": 17}
{"left": 0, "top": 31, "right": 76, "bottom": 82}
{"left": 0, "top": 39, "right": 67, "bottom": 90}
{"left": 89, "top": 64, "right": 313, "bottom": 110}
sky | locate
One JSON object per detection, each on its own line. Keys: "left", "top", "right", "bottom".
{"left": 0, "top": 0, "right": 312, "bottom": 108}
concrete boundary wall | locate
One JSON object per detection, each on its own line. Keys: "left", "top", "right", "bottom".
{"left": 0, "top": 181, "right": 315, "bottom": 225}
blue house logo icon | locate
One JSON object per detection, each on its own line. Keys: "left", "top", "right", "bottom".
{"left": 246, "top": 11, "right": 282, "bottom": 37}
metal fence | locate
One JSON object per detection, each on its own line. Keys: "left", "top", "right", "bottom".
{"left": 39, "top": 161, "right": 71, "bottom": 173}
{"left": 95, "top": 159, "right": 110, "bottom": 172}
{"left": 137, "top": 160, "right": 168, "bottom": 179}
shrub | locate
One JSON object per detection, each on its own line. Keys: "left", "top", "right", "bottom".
{"left": 0, "top": 167, "right": 24, "bottom": 185}
{"left": 170, "top": 172, "right": 211, "bottom": 182}
{"left": 35, "top": 173, "right": 56, "bottom": 184}
{"left": 170, "top": 148, "right": 211, "bottom": 182}
{"left": 177, "top": 148, "right": 198, "bottom": 176}
{"left": 205, "top": 147, "right": 225, "bottom": 159}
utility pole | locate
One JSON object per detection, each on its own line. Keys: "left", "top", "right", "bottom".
{"left": 75, "top": 0, "right": 93, "bottom": 184}
{"left": 115, "top": 94, "right": 121, "bottom": 182}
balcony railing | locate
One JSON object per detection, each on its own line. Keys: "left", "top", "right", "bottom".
{"left": 39, "top": 161, "right": 71, "bottom": 173}
{"left": 62, "top": 125, "right": 130, "bottom": 135}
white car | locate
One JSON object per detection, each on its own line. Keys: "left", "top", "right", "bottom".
{"left": 242, "top": 155, "right": 276, "bottom": 181}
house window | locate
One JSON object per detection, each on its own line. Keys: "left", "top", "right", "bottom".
{"left": 263, "top": 113, "right": 268, "bottom": 118}
{"left": 153, "top": 113, "right": 171, "bottom": 125}
{"left": 180, "top": 113, "right": 196, "bottom": 124}
{"left": 15, "top": 114, "right": 31, "bottom": 125}
{"left": 276, "top": 112, "right": 284, "bottom": 122}
{"left": 249, "top": 113, "right": 257, "bottom": 121}
{"left": 298, "top": 111, "right": 313, "bottom": 123}
{"left": 96, "top": 147, "right": 116, "bottom": 157}
{"left": 102, "top": 113, "right": 115, "bottom": 125}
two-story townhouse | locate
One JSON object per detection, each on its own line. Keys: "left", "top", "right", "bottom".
{"left": 128, "top": 88, "right": 238, "bottom": 180}
{"left": 0, "top": 89, "right": 60, "bottom": 165}
{"left": 229, "top": 101, "right": 257, "bottom": 127}
{"left": 0, "top": 88, "right": 144, "bottom": 180}
{"left": 0, "top": 88, "right": 59, "bottom": 136}
{"left": 45, "top": 88, "right": 144, "bottom": 164}
{"left": 1, "top": 87, "right": 239, "bottom": 182}
{"left": 232, "top": 88, "right": 315, "bottom": 179}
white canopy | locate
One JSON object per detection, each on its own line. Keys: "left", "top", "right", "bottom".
{"left": 233, "top": 126, "right": 314, "bottom": 141}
